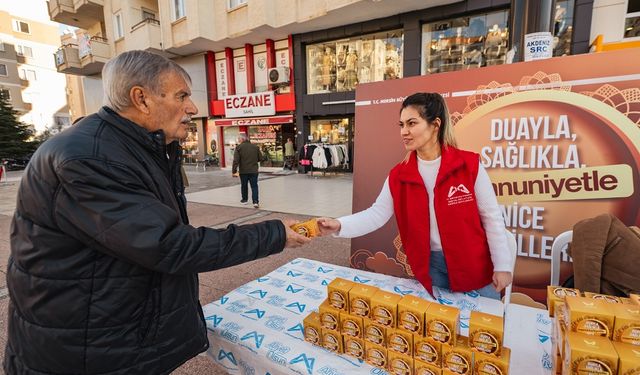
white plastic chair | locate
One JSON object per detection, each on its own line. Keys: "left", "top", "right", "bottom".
{"left": 503, "top": 230, "right": 518, "bottom": 306}
{"left": 550, "top": 230, "right": 573, "bottom": 286}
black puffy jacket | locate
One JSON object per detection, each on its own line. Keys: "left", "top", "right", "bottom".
{"left": 4, "top": 107, "right": 286, "bottom": 374}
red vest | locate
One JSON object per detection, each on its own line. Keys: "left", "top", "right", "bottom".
{"left": 388, "top": 147, "right": 494, "bottom": 294}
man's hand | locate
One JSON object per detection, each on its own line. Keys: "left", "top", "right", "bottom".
{"left": 232, "top": 172, "right": 239, "bottom": 177}
{"left": 492, "top": 271, "right": 513, "bottom": 292}
{"left": 282, "top": 219, "right": 311, "bottom": 248}
{"left": 316, "top": 217, "right": 341, "bottom": 236}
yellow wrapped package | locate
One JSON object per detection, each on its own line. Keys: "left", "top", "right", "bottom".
{"left": 290, "top": 219, "right": 320, "bottom": 238}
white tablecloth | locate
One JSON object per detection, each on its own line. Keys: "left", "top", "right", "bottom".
{"left": 202, "top": 257, "right": 551, "bottom": 374}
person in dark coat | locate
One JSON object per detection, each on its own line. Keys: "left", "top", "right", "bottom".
{"left": 4, "top": 50, "right": 310, "bottom": 375}
{"left": 232, "top": 133, "right": 262, "bottom": 208}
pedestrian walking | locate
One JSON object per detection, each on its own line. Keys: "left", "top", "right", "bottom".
{"left": 284, "top": 137, "right": 295, "bottom": 170}
{"left": 4, "top": 50, "right": 310, "bottom": 375}
{"left": 232, "top": 133, "right": 262, "bottom": 208}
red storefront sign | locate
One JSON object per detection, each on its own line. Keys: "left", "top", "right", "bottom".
{"left": 213, "top": 115, "right": 293, "bottom": 127}
{"left": 224, "top": 91, "right": 276, "bottom": 117}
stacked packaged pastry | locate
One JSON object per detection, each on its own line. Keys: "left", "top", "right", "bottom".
{"left": 303, "top": 277, "right": 512, "bottom": 375}
{"left": 548, "top": 287, "right": 640, "bottom": 375}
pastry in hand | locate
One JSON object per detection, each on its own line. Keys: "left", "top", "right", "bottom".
{"left": 291, "top": 219, "right": 320, "bottom": 238}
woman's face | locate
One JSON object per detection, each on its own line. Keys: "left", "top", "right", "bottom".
{"left": 399, "top": 105, "right": 440, "bottom": 153}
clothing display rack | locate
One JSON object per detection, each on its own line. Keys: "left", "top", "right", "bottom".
{"left": 299, "top": 142, "right": 349, "bottom": 177}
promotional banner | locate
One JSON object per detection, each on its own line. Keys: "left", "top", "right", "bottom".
{"left": 351, "top": 48, "right": 640, "bottom": 302}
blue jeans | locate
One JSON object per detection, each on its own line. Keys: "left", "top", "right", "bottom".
{"left": 240, "top": 173, "right": 259, "bottom": 204}
{"left": 429, "top": 251, "right": 501, "bottom": 300}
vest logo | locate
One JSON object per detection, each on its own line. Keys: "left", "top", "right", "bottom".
{"left": 448, "top": 183, "right": 470, "bottom": 197}
{"left": 250, "top": 289, "right": 268, "bottom": 299}
{"left": 447, "top": 183, "right": 474, "bottom": 206}
{"left": 241, "top": 331, "right": 265, "bottom": 349}
{"left": 290, "top": 353, "right": 316, "bottom": 375}
{"left": 244, "top": 309, "right": 265, "bottom": 319}
{"left": 217, "top": 349, "right": 238, "bottom": 366}
{"left": 287, "top": 270, "right": 303, "bottom": 277}
{"left": 205, "top": 314, "right": 223, "bottom": 328}
{"left": 317, "top": 266, "right": 333, "bottom": 273}
{"left": 286, "top": 284, "right": 304, "bottom": 293}
{"left": 286, "top": 302, "right": 306, "bottom": 313}
{"left": 257, "top": 277, "right": 269, "bottom": 283}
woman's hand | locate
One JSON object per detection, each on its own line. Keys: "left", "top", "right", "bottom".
{"left": 316, "top": 217, "right": 341, "bottom": 236}
{"left": 492, "top": 271, "right": 513, "bottom": 292}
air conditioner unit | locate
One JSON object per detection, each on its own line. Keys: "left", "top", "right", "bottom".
{"left": 268, "top": 66, "right": 290, "bottom": 84}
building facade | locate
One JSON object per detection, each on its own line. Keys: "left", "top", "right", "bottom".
{"left": 48, "top": 0, "right": 638, "bottom": 171}
{"left": 0, "top": 3, "right": 71, "bottom": 134}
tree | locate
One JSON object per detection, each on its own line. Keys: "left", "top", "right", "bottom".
{"left": 0, "top": 91, "right": 36, "bottom": 160}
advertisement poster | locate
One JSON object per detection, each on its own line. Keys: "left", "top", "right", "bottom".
{"left": 351, "top": 48, "right": 640, "bottom": 301}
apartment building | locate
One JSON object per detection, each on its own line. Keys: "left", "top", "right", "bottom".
{"left": 0, "top": 3, "right": 70, "bottom": 134}
{"left": 49, "top": 0, "right": 635, "bottom": 171}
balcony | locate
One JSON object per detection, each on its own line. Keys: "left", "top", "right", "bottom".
{"left": 79, "top": 36, "right": 110, "bottom": 75}
{"left": 54, "top": 44, "right": 83, "bottom": 75}
{"left": 48, "top": 0, "right": 103, "bottom": 29}
{"left": 129, "top": 18, "right": 163, "bottom": 53}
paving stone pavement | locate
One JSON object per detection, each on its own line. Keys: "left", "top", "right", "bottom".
{"left": 0, "top": 168, "right": 351, "bottom": 374}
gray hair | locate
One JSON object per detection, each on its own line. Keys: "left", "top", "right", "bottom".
{"left": 102, "top": 50, "right": 191, "bottom": 112}
{"left": 237, "top": 133, "right": 248, "bottom": 142}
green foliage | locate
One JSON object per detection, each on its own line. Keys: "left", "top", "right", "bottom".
{"left": 0, "top": 91, "right": 36, "bottom": 160}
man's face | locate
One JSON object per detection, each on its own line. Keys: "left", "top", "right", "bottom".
{"left": 146, "top": 70, "right": 198, "bottom": 144}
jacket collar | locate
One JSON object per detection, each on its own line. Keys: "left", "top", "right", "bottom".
{"left": 396, "top": 147, "right": 465, "bottom": 185}
{"left": 97, "top": 106, "right": 181, "bottom": 157}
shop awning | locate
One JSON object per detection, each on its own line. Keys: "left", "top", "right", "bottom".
{"left": 213, "top": 115, "right": 293, "bottom": 126}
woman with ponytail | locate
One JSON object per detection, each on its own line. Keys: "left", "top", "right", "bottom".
{"left": 318, "top": 92, "right": 512, "bottom": 300}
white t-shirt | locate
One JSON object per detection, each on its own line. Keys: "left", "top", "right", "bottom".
{"left": 337, "top": 156, "right": 512, "bottom": 272}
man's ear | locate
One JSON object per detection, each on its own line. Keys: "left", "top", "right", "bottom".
{"left": 130, "top": 86, "right": 150, "bottom": 114}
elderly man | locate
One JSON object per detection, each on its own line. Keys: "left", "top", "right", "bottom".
{"left": 4, "top": 50, "right": 310, "bottom": 374}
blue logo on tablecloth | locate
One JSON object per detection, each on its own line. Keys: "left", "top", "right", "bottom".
{"left": 285, "top": 302, "right": 306, "bottom": 313}
{"left": 205, "top": 314, "right": 223, "bottom": 328}
{"left": 243, "top": 309, "right": 266, "bottom": 319}
{"left": 321, "top": 279, "right": 329, "bottom": 286}
{"left": 438, "top": 297, "right": 454, "bottom": 305}
{"left": 287, "top": 270, "right": 303, "bottom": 277}
{"left": 267, "top": 295, "right": 286, "bottom": 307}
{"left": 317, "top": 266, "right": 333, "bottom": 273}
{"left": 257, "top": 277, "right": 269, "bottom": 283}
{"left": 303, "top": 274, "right": 319, "bottom": 282}
{"left": 541, "top": 352, "right": 553, "bottom": 369}
{"left": 304, "top": 288, "right": 324, "bottom": 300}
{"left": 287, "top": 323, "right": 304, "bottom": 335}
{"left": 241, "top": 331, "right": 265, "bottom": 349}
{"left": 291, "top": 260, "right": 302, "bottom": 265}
{"left": 353, "top": 276, "right": 370, "bottom": 283}
{"left": 217, "top": 349, "right": 238, "bottom": 366}
{"left": 218, "top": 296, "right": 229, "bottom": 305}
{"left": 464, "top": 291, "right": 480, "bottom": 298}
{"left": 290, "top": 353, "right": 315, "bottom": 375}
{"left": 286, "top": 284, "right": 304, "bottom": 293}
{"left": 250, "top": 289, "right": 268, "bottom": 299}
{"left": 393, "top": 286, "right": 413, "bottom": 295}
{"left": 538, "top": 330, "right": 550, "bottom": 343}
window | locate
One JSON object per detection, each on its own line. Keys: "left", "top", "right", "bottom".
{"left": 0, "top": 41, "right": 4, "bottom": 52}
{"left": 13, "top": 20, "right": 30, "bottom": 34}
{"left": 114, "top": 12, "right": 124, "bottom": 39}
{"left": 306, "top": 29, "right": 404, "bottom": 94}
{"left": 553, "top": 0, "right": 575, "bottom": 56}
{"left": 19, "top": 69, "right": 36, "bottom": 81}
{"left": 142, "top": 8, "right": 156, "bottom": 20}
{"left": 0, "top": 89, "right": 10, "bottom": 100}
{"left": 625, "top": 0, "right": 640, "bottom": 38}
{"left": 0, "top": 64, "right": 7, "bottom": 76}
{"left": 173, "top": 0, "right": 186, "bottom": 20}
{"left": 228, "top": 0, "right": 247, "bottom": 10}
{"left": 16, "top": 45, "right": 33, "bottom": 58}
{"left": 421, "top": 9, "right": 509, "bottom": 74}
